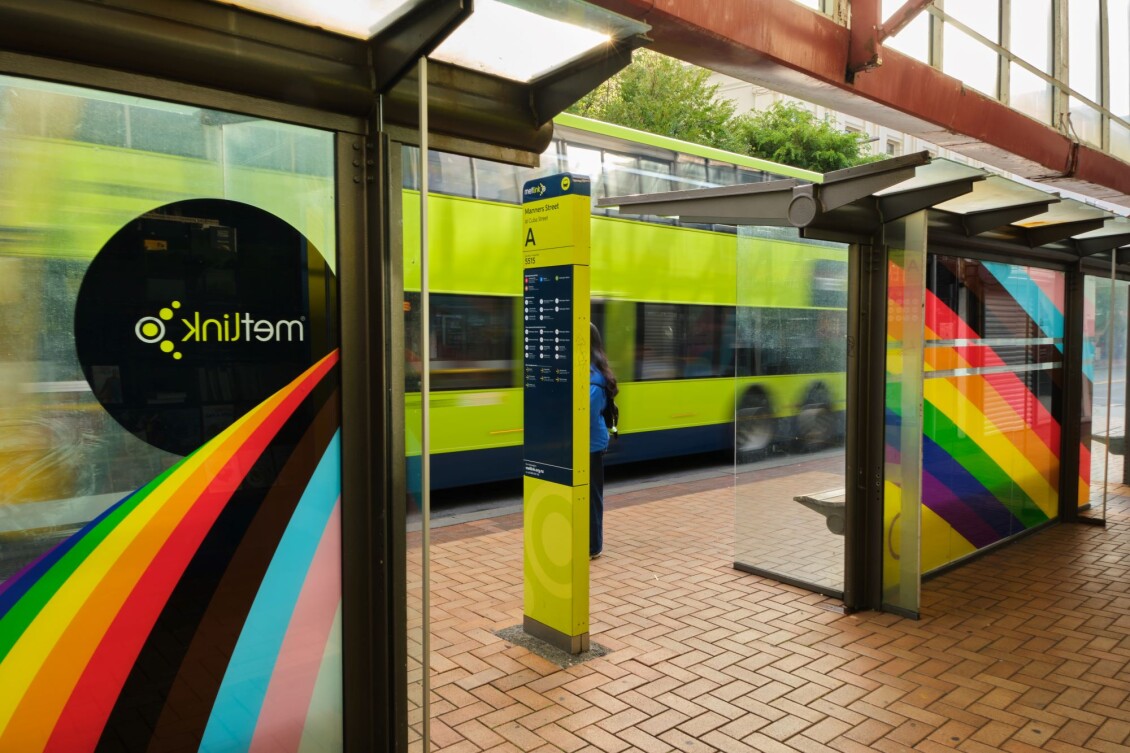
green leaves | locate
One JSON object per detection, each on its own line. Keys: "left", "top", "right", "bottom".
{"left": 731, "top": 102, "right": 881, "bottom": 172}
{"left": 568, "top": 50, "right": 738, "bottom": 150}
{"left": 568, "top": 52, "right": 880, "bottom": 173}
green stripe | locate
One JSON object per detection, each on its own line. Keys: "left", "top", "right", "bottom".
{"left": 923, "top": 401, "right": 1049, "bottom": 528}
{"left": 554, "top": 112, "right": 824, "bottom": 183}
{"left": 0, "top": 463, "right": 179, "bottom": 662}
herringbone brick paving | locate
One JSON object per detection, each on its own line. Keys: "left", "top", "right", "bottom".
{"left": 409, "top": 452, "right": 1130, "bottom": 752}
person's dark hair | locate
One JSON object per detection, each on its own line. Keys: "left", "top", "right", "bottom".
{"left": 590, "top": 322, "right": 617, "bottom": 397}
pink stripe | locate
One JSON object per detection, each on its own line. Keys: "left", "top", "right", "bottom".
{"left": 1028, "top": 267, "right": 1065, "bottom": 317}
{"left": 249, "top": 500, "right": 342, "bottom": 753}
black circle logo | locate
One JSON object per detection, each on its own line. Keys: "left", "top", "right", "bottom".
{"left": 74, "top": 199, "right": 335, "bottom": 456}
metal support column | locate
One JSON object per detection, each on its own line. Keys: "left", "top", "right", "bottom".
{"left": 843, "top": 239, "right": 888, "bottom": 612}
{"left": 1059, "top": 262, "right": 1085, "bottom": 523}
{"left": 340, "top": 125, "right": 396, "bottom": 749}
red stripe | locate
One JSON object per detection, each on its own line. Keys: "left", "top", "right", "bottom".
{"left": 925, "top": 291, "right": 1061, "bottom": 457}
{"left": 44, "top": 352, "right": 338, "bottom": 753}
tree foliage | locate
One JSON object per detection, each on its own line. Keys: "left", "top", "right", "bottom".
{"left": 567, "top": 51, "right": 878, "bottom": 173}
{"left": 731, "top": 102, "right": 879, "bottom": 172}
{"left": 567, "top": 50, "right": 740, "bottom": 151}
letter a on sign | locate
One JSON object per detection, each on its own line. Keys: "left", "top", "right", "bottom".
{"left": 525, "top": 228, "right": 536, "bottom": 247}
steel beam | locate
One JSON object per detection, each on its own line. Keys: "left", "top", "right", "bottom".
{"left": 877, "top": 0, "right": 934, "bottom": 43}
{"left": 582, "top": 0, "right": 1130, "bottom": 207}
{"left": 847, "top": 0, "right": 883, "bottom": 77}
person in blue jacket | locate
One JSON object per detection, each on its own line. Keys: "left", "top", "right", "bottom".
{"left": 589, "top": 322, "right": 617, "bottom": 560}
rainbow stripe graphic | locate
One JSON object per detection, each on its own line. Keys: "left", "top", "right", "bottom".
{"left": 0, "top": 350, "right": 341, "bottom": 752}
{"left": 888, "top": 258, "right": 1074, "bottom": 572}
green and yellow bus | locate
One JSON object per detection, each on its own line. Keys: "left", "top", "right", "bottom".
{"left": 0, "top": 76, "right": 846, "bottom": 497}
{"left": 402, "top": 114, "right": 848, "bottom": 487}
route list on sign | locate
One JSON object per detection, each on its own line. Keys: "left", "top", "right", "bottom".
{"left": 523, "top": 265, "right": 574, "bottom": 485}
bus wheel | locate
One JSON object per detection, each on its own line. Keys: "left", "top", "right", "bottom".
{"left": 795, "top": 388, "right": 840, "bottom": 447}
{"left": 795, "top": 385, "right": 836, "bottom": 452}
{"left": 736, "top": 389, "right": 774, "bottom": 460}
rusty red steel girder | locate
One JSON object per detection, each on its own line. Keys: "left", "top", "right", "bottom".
{"left": 585, "top": 0, "right": 1130, "bottom": 207}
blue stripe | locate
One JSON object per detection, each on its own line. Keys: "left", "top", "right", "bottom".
{"left": 922, "top": 435, "right": 1020, "bottom": 539}
{"left": 0, "top": 490, "right": 134, "bottom": 620}
{"left": 982, "top": 261, "right": 1065, "bottom": 343}
{"left": 200, "top": 430, "right": 341, "bottom": 753}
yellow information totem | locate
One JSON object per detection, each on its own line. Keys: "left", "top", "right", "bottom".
{"left": 521, "top": 172, "right": 591, "bottom": 654}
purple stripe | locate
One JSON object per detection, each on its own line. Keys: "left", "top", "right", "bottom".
{"left": 921, "top": 471, "right": 1003, "bottom": 548}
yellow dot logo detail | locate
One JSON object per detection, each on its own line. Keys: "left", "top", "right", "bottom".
{"left": 561, "top": 176, "right": 571, "bottom": 191}
{"left": 135, "top": 300, "right": 181, "bottom": 358}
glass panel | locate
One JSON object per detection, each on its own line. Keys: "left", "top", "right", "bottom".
{"left": 920, "top": 257, "right": 1063, "bottom": 573}
{"left": 1011, "top": 65, "right": 1053, "bottom": 123}
{"left": 1080, "top": 271, "right": 1127, "bottom": 522}
{"left": 884, "top": 214, "right": 926, "bottom": 616}
{"left": 1007, "top": 0, "right": 1051, "bottom": 121}
{"left": 0, "top": 74, "right": 341, "bottom": 749}
{"left": 941, "top": 0, "right": 999, "bottom": 96}
{"left": 883, "top": 0, "right": 930, "bottom": 62}
{"left": 943, "top": 26, "right": 999, "bottom": 97}
{"left": 393, "top": 72, "right": 427, "bottom": 753}
{"left": 1068, "top": 0, "right": 1101, "bottom": 144}
{"left": 1110, "top": 0, "right": 1130, "bottom": 149}
{"left": 1071, "top": 96, "right": 1103, "bottom": 147}
{"left": 1113, "top": 122, "right": 1130, "bottom": 162}
{"left": 734, "top": 228, "right": 848, "bottom": 596}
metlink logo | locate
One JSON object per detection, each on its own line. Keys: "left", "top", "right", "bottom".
{"left": 135, "top": 300, "right": 306, "bottom": 359}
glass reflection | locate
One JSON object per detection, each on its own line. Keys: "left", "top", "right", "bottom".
{"left": 733, "top": 228, "right": 848, "bottom": 596}
{"left": 1081, "top": 273, "right": 1127, "bottom": 522}
{"left": 920, "top": 257, "right": 1063, "bottom": 572}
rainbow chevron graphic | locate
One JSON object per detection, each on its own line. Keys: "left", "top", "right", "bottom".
{"left": 887, "top": 257, "right": 1077, "bottom": 572}
{"left": 0, "top": 350, "right": 341, "bottom": 752}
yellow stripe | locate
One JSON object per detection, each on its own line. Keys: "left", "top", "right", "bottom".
{"left": 0, "top": 389, "right": 283, "bottom": 738}
{"left": 922, "top": 378, "right": 1057, "bottom": 517}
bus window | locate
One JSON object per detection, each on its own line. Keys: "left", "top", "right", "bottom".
{"left": 736, "top": 166, "right": 767, "bottom": 184}
{"left": 592, "top": 300, "right": 606, "bottom": 340}
{"left": 564, "top": 143, "right": 603, "bottom": 192}
{"left": 673, "top": 155, "right": 708, "bottom": 189}
{"left": 401, "top": 144, "right": 420, "bottom": 189}
{"left": 707, "top": 161, "right": 736, "bottom": 186}
{"left": 403, "top": 293, "right": 515, "bottom": 391}
{"left": 428, "top": 150, "right": 474, "bottom": 198}
{"left": 604, "top": 151, "right": 641, "bottom": 197}
{"left": 639, "top": 157, "right": 674, "bottom": 195}
{"left": 811, "top": 259, "right": 848, "bottom": 308}
{"left": 636, "top": 303, "right": 733, "bottom": 380}
{"left": 537, "top": 140, "right": 568, "bottom": 175}
{"left": 473, "top": 157, "right": 521, "bottom": 203}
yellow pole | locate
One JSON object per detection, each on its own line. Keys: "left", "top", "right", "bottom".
{"left": 520, "top": 173, "right": 592, "bottom": 654}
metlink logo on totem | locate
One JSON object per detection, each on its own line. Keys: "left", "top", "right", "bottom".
{"left": 135, "top": 300, "right": 307, "bottom": 359}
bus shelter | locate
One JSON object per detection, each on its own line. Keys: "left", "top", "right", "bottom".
{"left": 602, "top": 154, "right": 1130, "bottom": 618}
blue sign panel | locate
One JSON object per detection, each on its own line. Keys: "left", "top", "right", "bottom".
{"left": 523, "top": 265, "right": 575, "bottom": 486}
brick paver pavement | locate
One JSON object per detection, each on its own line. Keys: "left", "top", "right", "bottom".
{"left": 408, "top": 451, "right": 1130, "bottom": 753}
